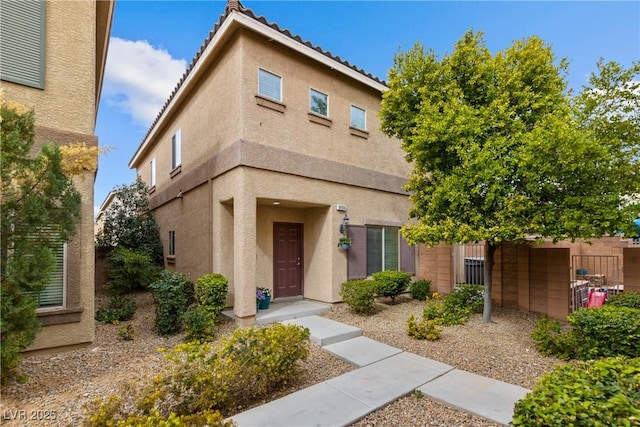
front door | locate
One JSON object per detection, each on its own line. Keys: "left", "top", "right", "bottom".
{"left": 273, "top": 223, "right": 303, "bottom": 298}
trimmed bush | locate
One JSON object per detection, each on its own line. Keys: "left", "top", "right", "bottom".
{"left": 511, "top": 357, "right": 640, "bottom": 426}
{"left": 194, "top": 273, "right": 228, "bottom": 317}
{"left": 149, "top": 271, "right": 194, "bottom": 336}
{"left": 568, "top": 305, "right": 640, "bottom": 359}
{"left": 340, "top": 279, "right": 377, "bottom": 314}
{"left": 406, "top": 314, "right": 441, "bottom": 340}
{"left": 446, "top": 284, "right": 484, "bottom": 313}
{"left": 85, "top": 324, "right": 310, "bottom": 421}
{"left": 86, "top": 396, "right": 233, "bottom": 427}
{"left": 372, "top": 270, "right": 411, "bottom": 303}
{"left": 182, "top": 305, "right": 217, "bottom": 342}
{"left": 106, "top": 248, "right": 160, "bottom": 295}
{"left": 422, "top": 284, "right": 484, "bottom": 325}
{"left": 607, "top": 291, "right": 640, "bottom": 310}
{"left": 96, "top": 295, "right": 137, "bottom": 324}
{"left": 532, "top": 305, "right": 640, "bottom": 360}
{"left": 409, "top": 279, "right": 432, "bottom": 301}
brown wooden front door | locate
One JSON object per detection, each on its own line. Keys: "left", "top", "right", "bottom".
{"left": 273, "top": 223, "right": 303, "bottom": 298}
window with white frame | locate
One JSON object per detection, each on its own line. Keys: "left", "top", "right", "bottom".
{"left": 171, "top": 129, "right": 181, "bottom": 169}
{"left": 258, "top": 68, "right": 282, "bottom": 102}
{"left": 310, "top": 88, "right": 328, "bottom": 116}
{"left": 350, "top": 105, "right": 366, "bottom": 130}
{"left": 150, "top": 157, "right": 156, "bottom": 187}
{"left": 366, "top": 226, "right": 399, "bottom": 275}
{"left": 24, "top": 233, "right": 66, "bottom": 309}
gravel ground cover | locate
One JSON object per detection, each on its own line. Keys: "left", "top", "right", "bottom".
{"left": 1, "top": 292, "right": 562, "bottom": 426}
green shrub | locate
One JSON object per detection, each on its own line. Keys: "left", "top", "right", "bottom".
{"left": 117, "top": 325, "right": 136, "bottom": 341}
{"left": 96, "top": 295, "right": 137, "bottom": 324}
{"left": 86, "top": 395, "right": 234, "bottom": 427}
{"left": 531, "top": 316, "right": 576, "bottom": 360}
{"left": 421, "top": 285, "right": 484, "bottom": 326}
{"left": 607, "top": 291, "right": 640, "bottom": 309}
{"left": 194, "top": 273, "right": 228, "bottom": 317}
{"left": 532, "top": 306, "right": 640, "bottom": 360}
{"left": 217, "top": 323, "right": 310, "bottom": 397}
{"left": 106, "top": 248, "right": 159, "bottom": 295}
{"left": 372, "top": 270, "right": 411, "bottom": 303}
{"left": 409, "top": 279, "right": 432, "bottom": 301}
{"left": 445, "top": 284, "right": 484, "bottom": 313}
{"left": 406, "top": 314, "right": 441, "bottom": 340}
{"left": 182, "top": 305, "right": 217, "bottom": 342}
{"left": 567, "top": 305, "right": 640, "bottom": 359}
{"left": 84, "top": 324, "right": 310, "bottom": 421}
{"left": 340, "top": 279, "right": 377, "bottom": 314}
{"left": 511, "top": 357, "right": 640, "bottom": 426}
{"left": 149, "top": 271, "right": 194, "bottom": 336}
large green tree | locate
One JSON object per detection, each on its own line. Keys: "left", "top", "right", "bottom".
{"left": 1, "top": 100, "right": 82, "bottom": 382}
{"left": 95, "top": 179, "right": 164, "bottom": 265}
{"left": 380, "top": 31, "right": 640, "bottom": 322}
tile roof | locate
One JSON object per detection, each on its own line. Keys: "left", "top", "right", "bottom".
{"left": 141, "top": 1, "right": 387, "bottom": 146}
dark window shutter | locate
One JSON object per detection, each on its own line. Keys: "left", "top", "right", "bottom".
{"left": 0, "top": 0, "right": 45, "bottom": 89}
{"left": 347, "top": 225, "right": 367, "bottom": 280}
{"left": 400, "top": 235, "right": 416, "bottom": 275}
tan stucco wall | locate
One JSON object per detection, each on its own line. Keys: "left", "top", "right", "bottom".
{"left": 29, "top": 170, "right": 96, "bottom": 352}
{"left": 1, "top": 0, "right": 97, "bottom": 135}
{"left": 239, "top": 30, "right": 409, "bottom": 178}
{"left": 134, "top": 20, "right": 414, "bottom": 322}
{"left": 2, "top": 0, "right": 106, "bottom": 353}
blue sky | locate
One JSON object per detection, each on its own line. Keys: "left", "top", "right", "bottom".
{"left": 95, "top": 0, "right": 640, "bottom": 214}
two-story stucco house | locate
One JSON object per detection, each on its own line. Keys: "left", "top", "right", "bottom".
{"left": 129, "top": 1, "right": 416, "bottom": 323}
{"left": 1, "top": 0, "right": 114, "bottom": 353}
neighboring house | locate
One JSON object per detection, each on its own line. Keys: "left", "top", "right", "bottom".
{"left": 128, "top": 1, "right": 416, "bottom": 323}
{"left": 94, "top": 190, "right": 118, "bottom": 236}
{"left": 1, "top": 0, "right": 115, "bottom": 353}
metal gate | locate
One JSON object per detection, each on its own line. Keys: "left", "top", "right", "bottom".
{"left": 453, "top": 242, "right": 485, "bottom": 285}
{"left": 570, "top": 255, "right": 621, "bottom": 312}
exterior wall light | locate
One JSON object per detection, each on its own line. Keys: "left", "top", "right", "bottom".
{"left": 339, "top": 214, "right": 349, "bottom": 234}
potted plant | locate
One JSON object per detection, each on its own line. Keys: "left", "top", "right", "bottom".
{"left": 338, "top": 236, "right": 352, "bottom": 250}
{"left": 256, "top": 287, "right": 272, "bottom": 310}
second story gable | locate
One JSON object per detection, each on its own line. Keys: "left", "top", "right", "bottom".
{"left": 130, "top": 1, "right": 410, "bottom": 197}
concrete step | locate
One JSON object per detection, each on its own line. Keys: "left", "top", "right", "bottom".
{"left": 418, "top": 369, "right": 531, "bottom": 426}
{"left": 282, "top": 315, "right": 362, "bottom": 346}
{"left": 221, "top": 300, "right": 330, "bottom": 324}
{"left": 323, "top": 336, "right": 402, "bottom": 367}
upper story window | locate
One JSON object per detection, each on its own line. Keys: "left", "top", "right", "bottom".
{"left": 310, "top": 88, "right": 328, "bottom": 117}
{"left": 169, "top": 230, "right": 176, "bottom": 256}
{"left": 350, "top": 105, "right": 366, "bottom": 130}
{"left": 258, "top": 68, "right": 282, "bottom": 102}
{"left": 0, "top": 0, "right": 45, "bottom": 89}
{"left": 171, "top": 129, "right": 181, "bottom": 170}
{"left": 150, "top": 157, "right": 156, "bottom": 188}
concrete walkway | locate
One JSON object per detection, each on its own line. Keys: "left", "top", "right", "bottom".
{"left": 229, "top": 315, "right": 530, "bottom": 427}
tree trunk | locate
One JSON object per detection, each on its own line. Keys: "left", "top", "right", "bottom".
{"left": 483, "top": 241, "right": 497, "bottom": 323}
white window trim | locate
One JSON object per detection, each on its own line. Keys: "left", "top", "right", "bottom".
{"left": 172, "top": 129, "right": 182, "bottom": 169}
{"left": 35, "top": 243, "right": 68, "bottom": 312}
{"left": 258, "top": 68, "right": 283, "bottom": 102}
{"left": 350, "top": 105, "right": 366, "bottom": 130}
{"left": 150, "top": 157, "right": 156, "bottom": 187}
{"left": 309, "top": 88, "right": 329, "bottom": 117}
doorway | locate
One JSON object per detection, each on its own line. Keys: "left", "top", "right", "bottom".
{"left": 273, "top": 223, "right": 303, "bottom": 298}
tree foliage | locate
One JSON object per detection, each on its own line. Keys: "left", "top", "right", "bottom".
{"left": 95, "top": 179, "right": 163, "bottom": 265}
{"left": 1, "top": 99, "right": 83, "bottom": 382}
{"left": 380, "top": 31, "right": 640, "bottom": 322}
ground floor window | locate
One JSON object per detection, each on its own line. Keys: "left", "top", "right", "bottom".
{"left": 25, "top": 242, "right": 66, "bottom": 309}
{"left": 366, "top": 226, "right": 399, "bottom": 275}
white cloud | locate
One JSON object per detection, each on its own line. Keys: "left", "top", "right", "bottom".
{"left": 103, "top": 37, "right": 187, "bottom": 126}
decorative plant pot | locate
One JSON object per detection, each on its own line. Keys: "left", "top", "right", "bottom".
{"left": 340, "top": 242, "right": 350, "bottom": 250}
{"left": 258, "top": 295, "right": 271, "bottom": 310}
